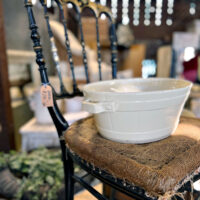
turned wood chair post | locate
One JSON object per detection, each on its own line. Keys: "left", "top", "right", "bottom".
{"left": 24, "top": 0, "right": 118, "bottom": 199}
{"left": 24, "top": 2, "right": 74, "bottom": 200}
{"left": 24, "top": 0, "right": 68, "bottom": 129}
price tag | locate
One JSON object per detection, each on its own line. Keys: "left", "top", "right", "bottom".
{"left": 40, "top": 84, "right": 53, "bottom": 107}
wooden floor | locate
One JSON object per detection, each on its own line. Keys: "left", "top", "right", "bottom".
{"left": 74, "top": 183, "right": 102, "bottom": 200}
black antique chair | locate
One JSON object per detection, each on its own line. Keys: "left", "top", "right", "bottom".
{"left": 24, "top": 0, "right": 200, "bottom": 200}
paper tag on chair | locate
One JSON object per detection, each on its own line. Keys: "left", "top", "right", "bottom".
{"left": 40, "top": 84, "right": 53, "bottom": 107}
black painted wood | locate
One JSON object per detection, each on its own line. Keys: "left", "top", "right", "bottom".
{"left": 40, "top": 0, "right": 67, "bottom": 94}
{"left": 24, "top": 0, "right": 68, "bottom": 131}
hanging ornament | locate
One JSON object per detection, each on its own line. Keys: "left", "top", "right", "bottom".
{"left": 155, "top": 0, "right": 163, "bottom": 26}
{"left": 32, "top": 0, "right": 37, "bottom": 5}
{"left": 144, "top": 0, "right": 151, "bottom": 26}
{"left": 167, "top": 0, "right": 174, "bottom": 14}
{"left": 100, "top": 0, "right": 107, "bottom": 6}
{"left": 47, "top": 0, "right": 51, "bottom": 8}
{"left": 189, "top": 1, "right": 196, "bottom": 15}
{"left": 133, "top": 0, "right": 140, "bottom": 26}
{"left": 122, "top": 0, "right": 129, "bottom": 25}
{"left": 111, "top": 0, "right": 118, "bottom": 19}
{"left": 166, "top": 0, "right": 174, "bottom": 26}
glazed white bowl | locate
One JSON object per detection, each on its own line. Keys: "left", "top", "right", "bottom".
{"left": 82, "top": 78, "right": 192, "bottom": 144}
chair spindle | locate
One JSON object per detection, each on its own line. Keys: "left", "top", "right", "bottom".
{"left": 55, "top": 0, "right": 80, "bottom": 93}
{"left": 74, "top": 3, "right": 90, "bottom": 83}
{"left": 81, "top": 1, "right": 102, "bottom": 81}
{"left": 109, "top": 22, "right": 117, "bottom": 79}
{"left": 40, "top": 0, "right": 68, "bottom": 95}
{"left": 95, "top": 16, "right": 102, "bottom": 81}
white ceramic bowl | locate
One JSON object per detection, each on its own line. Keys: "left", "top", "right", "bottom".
{"left": 82, "top": 78, "right": 192, "bottom": 144}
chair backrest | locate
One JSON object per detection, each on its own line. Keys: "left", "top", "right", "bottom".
{"left": 24, "top": 0, "right": 118, "bottom": 134}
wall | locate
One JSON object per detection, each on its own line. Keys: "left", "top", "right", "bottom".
{"left": 2, "top": 0, "right": 55, "bottom": 73}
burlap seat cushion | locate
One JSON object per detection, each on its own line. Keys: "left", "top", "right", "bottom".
{"left": 65, "top": 116, "right": 200, "bottom": 197}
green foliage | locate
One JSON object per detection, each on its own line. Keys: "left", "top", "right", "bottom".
{"left": 0, "top": 148, "right": 64, "bottom": 200}
{"left": 0, "top": 152, "right": 8, "bottom": 171}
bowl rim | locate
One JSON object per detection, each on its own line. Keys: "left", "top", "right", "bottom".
{"left": 83, "top": 78, "right": 192, "bottom": 96}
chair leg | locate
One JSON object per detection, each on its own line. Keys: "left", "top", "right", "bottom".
{"left": 61, "top": 143, "right": 74, "bottom": 200}
{"left": 64, "top": 156, "right": 74, "bottom": 200}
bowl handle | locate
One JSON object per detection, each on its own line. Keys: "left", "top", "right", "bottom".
{"left": 82, "top": 101, "right": 115, "bottom": 113}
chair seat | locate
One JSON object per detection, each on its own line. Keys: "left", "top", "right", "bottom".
{"left": 65, "top": 116, "right": 200, "bottom": 198}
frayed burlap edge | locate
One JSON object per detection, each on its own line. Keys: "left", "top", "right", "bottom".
{"left": 67, "top": 146, "right": 200, "bottom": 200}
{"left": 67, "top": 148, "right": 157, "bottom": 199}
{"left": 158, "top": 166, "right": 200, "bottom": 200}
{"left": 65, "top": 116, "right": 200, "bottom": 198}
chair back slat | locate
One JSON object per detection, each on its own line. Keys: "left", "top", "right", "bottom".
{"left": 109, "top": 22, "right": 117, "bottom": 79}
{"left": 87, "top": 2, "right": 118, "bottom": 79}
{"left": 40, "top": 0, "right": 67, "bottom": 94}
{"left": 41, "top": 0, "right": 83, "bottom": 97}
{"left": 95, "top": 17, "right": 102, "bottom": 80}
{"left": 97, "top": 5, "right": 117, "bottom": 79}
{"left": 81, "top": 2, "right": 102, "bottom": 81}
{"left": 55, "top": 0, "right": 80, "bottom": 93}
{"left": 77, "top": 11, "right": 90, "bottom": 83}
{"left": 62, "top": 0, "right": 90, "bottom": 84}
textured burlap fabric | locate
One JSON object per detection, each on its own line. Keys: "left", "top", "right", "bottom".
{"left": 65, "top": 116, "right": 200, "bottom": 197}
